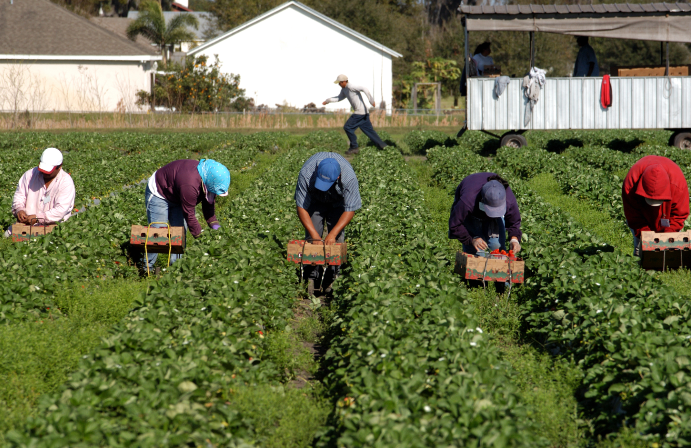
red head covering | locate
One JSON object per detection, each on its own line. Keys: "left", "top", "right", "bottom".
{"left": 635, "top": 164, "right": 672, "bottom": 201}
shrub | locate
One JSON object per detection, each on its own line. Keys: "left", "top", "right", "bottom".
{"left": 136, "top": 55, "right": 251, "bottom": 113}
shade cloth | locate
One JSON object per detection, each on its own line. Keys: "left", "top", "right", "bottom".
{"left": 460, "top": 3, "right": 691, "bottom": 43}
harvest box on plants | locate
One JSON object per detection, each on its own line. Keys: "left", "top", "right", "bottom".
{"left": 129, "top": 225, "right": 186, "bottom": 254}
{"left": 286, "top": 240, "right": 347, "bottom": 265}
{"left": 11, "top": 223, "right": 56, "bottom": 242}
{"left": 454, "top": 251, "right": 525, "bottom": 283}
{"left": 640, "top": 230, "right": 691, "bottom": 270}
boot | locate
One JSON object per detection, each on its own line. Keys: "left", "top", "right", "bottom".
{"left": 307, "top": 279, "right": 315, "bottom": 297}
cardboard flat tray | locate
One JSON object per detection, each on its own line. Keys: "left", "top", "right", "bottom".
{"left": 454, "top": 251, "right": 525, "bottom": 283}
{"left": 286, "top": 240, "right": 347, "bottom": 266}
{"left": 11, "top": 223, "right": 56, "bottom": 242}
{"left": 130, "top": 225, "right": 186, "bottom": 254}
{"left": 640, "top": 230, "right": 691, "bottom": 270}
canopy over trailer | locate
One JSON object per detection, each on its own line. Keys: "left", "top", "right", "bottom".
{"left": 458, "top": 2, "right": 691, "bottom": 148}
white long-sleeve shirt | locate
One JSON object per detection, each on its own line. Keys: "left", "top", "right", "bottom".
{"left": 12, "top": 167, "right": 75, "bottom": 224}
{"left": 324, "top": 82, "right": 374, "bottom": 115}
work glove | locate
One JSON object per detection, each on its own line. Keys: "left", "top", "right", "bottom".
{"left": 209, "top": 221, "right": 221, "bottom": 231}
{"left": 509, "top": 239, "right": 521, "bottom": 254}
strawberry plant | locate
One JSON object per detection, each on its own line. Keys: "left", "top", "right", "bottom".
{"left": 429, "top": 141, "right": 691, "bottom": 445}
{"left": 318, "top": 148, "right": 547, "bottom": 447}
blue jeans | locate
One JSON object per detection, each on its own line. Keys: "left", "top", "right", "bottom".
{"left": 143, "top": 186, "right": 187, "bottom": 268}
{"left": 630, "top": 227, "right": 640, "bottom": 256}
{"left": 344, "top": 113, "right": 387, "bottom": 149}
{"left": 461, "top": 215, "right": 506, "bottom": 255}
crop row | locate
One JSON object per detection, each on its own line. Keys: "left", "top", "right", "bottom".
{"left": 0, "top": 134, "right": 285, "bottom": 324}
{"left": 7, "top": 147, "right": 324, "bottom": 447}
{"left": 319, "top": 148, "right": 546, "bottom": 447}
{"left": 429, "top": 143, "right": 691, "bottom": 444}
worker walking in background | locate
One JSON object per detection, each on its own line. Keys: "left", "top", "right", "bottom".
{"left": 573, "top": 36, "right": 599, "bottom": 77}
{"left": 322, "top": 74, "right": 388, "bottom": 155}
{"left": 141, "top": 158, "right": 230, "bottom": 275}
{"left": 6, "top": 147, "right": 75, "bottom": 237}
{"left": 622, "top": 155, "right": 689, "bottom": 256}
{"left": 295, "top": 151, "right": 361, "bottom": 296}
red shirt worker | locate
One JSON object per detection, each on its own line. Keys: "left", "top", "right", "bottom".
{"left": 622, "top": 155, "right": 689, "bottom": 255}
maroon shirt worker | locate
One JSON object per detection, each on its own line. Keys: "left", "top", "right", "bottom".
{"left": 142, "top": 159, "right": 230, "bottom": 274}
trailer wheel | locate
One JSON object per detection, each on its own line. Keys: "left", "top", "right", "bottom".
{"left": 673, "top": 132, "right": 691, "bottom": 150}
{"left": 500, "top": 133, "right": 527, "bottom": 149}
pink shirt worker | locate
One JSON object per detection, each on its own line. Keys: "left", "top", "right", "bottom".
{"left": 11, "top": 147, "right": 75, "bottom": 230}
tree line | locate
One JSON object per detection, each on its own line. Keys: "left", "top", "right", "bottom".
{"left": 55, "top": 0, "right": 691, "bottom": 108}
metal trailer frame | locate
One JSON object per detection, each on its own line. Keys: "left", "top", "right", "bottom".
{"left": 458, "top": 2, "right": 691, "bottom": 149}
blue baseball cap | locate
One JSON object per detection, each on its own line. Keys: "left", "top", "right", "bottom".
{"left": 479, "top": 180, "right": 506, "bottom": 217}
{"left": 314, "top": 158, "right": 341, "bottom": 191}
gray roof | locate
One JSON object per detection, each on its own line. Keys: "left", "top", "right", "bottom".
{"left": 90, "top": 17, "right": 156, "bottom": 53}
{"left": 126, "top": 11, "right": 214, "bottom": 41}
{"left": 0, "top": 0, "right": 158, "bottom": 57}
{"left": 190, "top": 1, "right": 402, "bottom": 57}
{"left": 459, "top": 2, "right": 691, "bottom": 15}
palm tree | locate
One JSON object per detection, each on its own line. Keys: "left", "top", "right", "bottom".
{"left": 126, "top": 0, "right": 199, "bottom": 65}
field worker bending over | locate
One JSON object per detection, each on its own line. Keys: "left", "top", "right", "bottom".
{"left": 7, "top": 147, "right": 75, "bottom": 237}
{"left": 142, "top": 159, "right": 229, "bottom": 275}
{"left": 295, "top": 152, "right": 361, "bottom": 296}
{"left": 322, "top": 74, "right": 388, "bottom": 155}
{"left": 449, "top": 172, "right": 522, "bottom": 255}
{"left": 622, "top": 155, "right": 689, "bottom": 256}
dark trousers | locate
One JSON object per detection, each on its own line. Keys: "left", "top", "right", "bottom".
{"left": 303, "top": 204, "right": 345, "bottom": 286}
{"left": 344, "top": 113, "right": 387, "bottom": 149}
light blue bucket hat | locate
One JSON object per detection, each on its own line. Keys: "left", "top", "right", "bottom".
{"left": 197, "top": 159, "right": 230, "bottom": 203}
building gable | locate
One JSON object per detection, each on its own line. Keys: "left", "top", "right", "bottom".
{"left": 189, "top": 1, "right": 401, "bottom": 58}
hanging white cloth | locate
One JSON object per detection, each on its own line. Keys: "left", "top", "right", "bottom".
{"left": 522, "top": 67, "right": 547, "bottom": 126}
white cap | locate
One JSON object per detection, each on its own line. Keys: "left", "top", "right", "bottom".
{"left": 645, "top": 197, "right": 665, "bottom": 207}
{"left": 334, "top": 74, "right": 348, "bottom": 84}
{"left": 38, "top": 147, "right": 63, "bottom": 174}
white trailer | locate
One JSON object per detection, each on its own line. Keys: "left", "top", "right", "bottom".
{"left": 459, "top": 2, "right": 691, "bottom": 149}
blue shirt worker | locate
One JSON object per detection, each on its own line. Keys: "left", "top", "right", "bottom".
{"left": 573, "top": 36, "right": 599, "bottom": 77}
{"left": 295, "top": 152, "right": 361, "bottom": 296}
{"left": 448, "top": 172, "right": 522, "bottom": 255}
{"left": 322, "top": 74, "right": 388, "bottom": 155}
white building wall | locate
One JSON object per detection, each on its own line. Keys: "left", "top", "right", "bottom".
{"left": 192, "top": 6, "right": 395, "bottom": 113}
{"left": 0, "top": 60, "right": 155, "bottom": 112}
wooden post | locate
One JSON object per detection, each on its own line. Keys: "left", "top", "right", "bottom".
{"left": 436, "top": 82, "right": 441, "bottom": 115}
{"left": 529, "top": 31, "right": 535, "bottom": 68}
{"left": 411, "top": 83, "right": 417, "bottom": 113}
{"left": 151, "top": 72, "right": 155, "bottom": 113}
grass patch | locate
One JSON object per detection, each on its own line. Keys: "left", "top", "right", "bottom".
{"left": 527, "top": 173, "right": 630, "bottom": 251}
{"left": 0, "top": 279, "right": 148, "bottom": 442}
{"left": 223, "top": 384, "right": 328, "bottom": 448}
{"left": 264, "top": 330, "right": 317, "bottom": 382}
{"left": 659, "top": 268, "right": 691, "bottom": 300}
{"left": 503, "top": 345, "right": 585, "bottom": 448}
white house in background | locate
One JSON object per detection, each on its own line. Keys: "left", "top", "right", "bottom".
{"left": 126, "top": 11, "right": 214, "bottom": 52}
{"left": 188, "top": 1, "right": 402, "bottom": 113}
{"left": 0, "top": 0, "right": 160, "bottom": 113}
